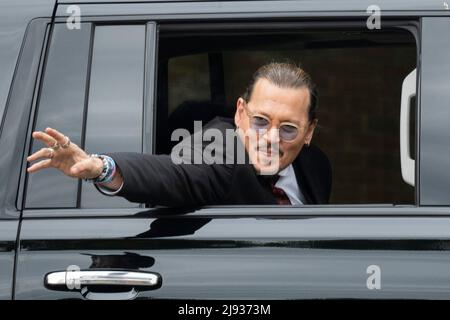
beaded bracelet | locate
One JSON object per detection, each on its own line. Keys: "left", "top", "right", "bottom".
{"left": 86, "top": 154, "right": 116, "bottom": 184}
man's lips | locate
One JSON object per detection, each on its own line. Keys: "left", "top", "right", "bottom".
{"left": 256, "top": 147, "right": 283, "bottom": 157}
{"left": 259, "top": 150, "right": 273, "bottom": 157}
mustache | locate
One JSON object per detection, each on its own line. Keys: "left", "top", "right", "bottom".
{"left": 255, "top": 143, "right": 284, "bottom": 157}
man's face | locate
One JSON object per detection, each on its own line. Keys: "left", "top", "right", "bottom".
{"left": 234, "top": 78, "right": 317, "bottom": 174}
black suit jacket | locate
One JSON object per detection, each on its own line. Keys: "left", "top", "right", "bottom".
{"left": 104, "top": 117, "right": 332, "bottom": 206}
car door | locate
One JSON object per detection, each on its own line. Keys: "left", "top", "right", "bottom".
{"left": 0, "top": 221, "right": 17, "bottom": 300}
{"left": 13, "top": 1, "right": 450, "bottom": 300}
{"left": 0, "top": 0, "right": 53, "bottom": 299}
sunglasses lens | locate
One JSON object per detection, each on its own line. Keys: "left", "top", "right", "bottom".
{"left": 249, "top": 112, "right": 300, "bottom": 141}
{"left": 280, "top": 125, "right": 298, "bottom": 141}
{"left": 250, "top": 116, "right": 270, "bottom": 132}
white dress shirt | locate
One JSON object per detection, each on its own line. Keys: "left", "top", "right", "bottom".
{"left": 95, "top": 180, "right": 123, "bottom": 196}
{"left": 274, "top": 164, "right": 306, "bottom": 205}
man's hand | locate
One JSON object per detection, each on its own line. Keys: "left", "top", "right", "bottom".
{"left": 27, "top": 127, "right": 103, "bottom": 180}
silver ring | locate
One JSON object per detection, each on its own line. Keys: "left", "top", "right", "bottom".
{"left": 51, "top": 140, "right": 60, "bottom": 151}
{"left": 61, "top": 136, "right": 71, "bottom": 148}
{"left": 47, "top": 148, "right": 54, "bottom": 159}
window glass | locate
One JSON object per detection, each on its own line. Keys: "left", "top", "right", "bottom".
{"left": 26, "top": 24, "right": 146, "bottom": 209}
{"left": 82, "top": 25, "right": 145, "bottom": 208}
{"left": 26, "top": 24, "right": 91, "bottom": 208}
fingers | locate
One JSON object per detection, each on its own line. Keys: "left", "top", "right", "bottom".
{"left": 27, "top": 159, "right": 52, "bottom": 173}
{"left": 44, "top": 127, "right": 67, "bottom": 146}
{"left": 27, "top": 147, "right": 54, "bottom": 162}
{"left": 32, "top": 130, "right": 59, "bottom": 148}
{"left": 31, "top": 127, "right": 68, "bottom": 148}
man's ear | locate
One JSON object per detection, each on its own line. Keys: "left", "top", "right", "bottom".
{"left": 234, "top": 97, "right": 245, "bottom": 128}
{"left": 305, "top": 118, "right": 318, "bottom": 145}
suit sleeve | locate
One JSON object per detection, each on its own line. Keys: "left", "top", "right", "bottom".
{"left": 102, "top": 152, "right": 234, "bottom": 207}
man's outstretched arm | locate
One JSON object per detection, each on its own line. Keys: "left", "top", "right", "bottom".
{"left": 27, "top": 127, "right": 234, "bottom": 207}
{"left": 98, "top": 152, "right": 234, "bottom": 207}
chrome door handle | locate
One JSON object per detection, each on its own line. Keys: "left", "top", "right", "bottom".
{"left": 45, "top": 269, "right": 162, "bottom": 291}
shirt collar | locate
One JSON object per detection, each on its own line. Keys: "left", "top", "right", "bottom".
{"left": 277, "top": 164, "right": 293, "bottom": 177}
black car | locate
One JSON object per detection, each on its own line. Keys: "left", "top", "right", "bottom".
{"left": 1, "top": 0, "right": 450, "bottom": 300}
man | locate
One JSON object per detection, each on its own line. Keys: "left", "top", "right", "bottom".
{"left": 26, "top": 62, "right": 331, "bottom": 206}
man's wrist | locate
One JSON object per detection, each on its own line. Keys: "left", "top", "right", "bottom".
{"left": 86, "top": 154, "right": 117, "bottom": 184}
{"left": 92, "top": 157, "right": 104, "bottom": 178}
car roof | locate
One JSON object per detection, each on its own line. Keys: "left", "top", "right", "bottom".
{"left": 56, "top": 0, "right": 449, "bottom": 12}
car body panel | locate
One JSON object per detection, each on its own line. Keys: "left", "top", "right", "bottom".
{"left": 0, "top": 14, "right": 50, "bottom": 300}
{"left": 0, "top": 221, "right": 19, "bottom": 300}
{"left": 56, "top": 0, "right": 449, "bottom": 13}
{"left": 55, "top": 1, "right": 450, "bottom": 21}
{"left": 2, "top": 0, "right": 450, "bottom": 300}
{"left": 15, "top": 216, "right": 450, "bottom": 299}
{"left": 419, "top": 17, "right": 450, "bottom": 205}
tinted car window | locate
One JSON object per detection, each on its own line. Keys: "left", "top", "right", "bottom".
{"left": 81, "top": 25, "right": 145, "bottom": 208}
{"left": 26, "top": 24, "right": 91, "bottom": 208}
{"left": 26, "top": 24, "right": 146, "bottom": 209}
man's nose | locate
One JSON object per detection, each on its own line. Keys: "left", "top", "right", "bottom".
{"left": 264, "top": 127, "right": 280, "bottom": 144}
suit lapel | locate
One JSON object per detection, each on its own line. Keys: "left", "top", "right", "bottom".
{"left": 292, "top": 148, "right": 317, "bottom": 205}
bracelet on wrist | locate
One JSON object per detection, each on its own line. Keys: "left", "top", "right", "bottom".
{"left": 85, "top": 154, "right": 116, "bottom": 184}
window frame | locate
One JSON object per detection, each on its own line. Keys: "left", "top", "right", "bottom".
{"left": 18, "top": 21, "right": 157, "bottom": 213}
{"left": 156, "top": 19, "right": 420, "bottom": 205}
{"left": 20, "top": 14, "right": 423, "bottom": 218}
{"left": 0, "top": 18, "right": 51, "bottom": 219}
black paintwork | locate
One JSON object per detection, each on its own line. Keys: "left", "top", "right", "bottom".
{"left": 14, "top": 216, "right": 450, "bottom": 299}
{"left": 1, "top": 0, "right": 450, "bottom": 300}
{"left": 0, "top": 0, "right": 54, "bottom": 301}
{"left": 0, "top": 221, "right": 18, "bottom": 300}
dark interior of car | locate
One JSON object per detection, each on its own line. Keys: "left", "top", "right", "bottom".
{"left": 155, "top": 23, "right": 417, "bottom": 205}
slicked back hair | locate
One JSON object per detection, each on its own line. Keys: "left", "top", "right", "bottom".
{"left": 242, "top": 62, "right": 318, "bottom": 122}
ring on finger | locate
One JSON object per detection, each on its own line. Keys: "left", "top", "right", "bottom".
{"left": 51, "top": 140, "right": 60, "bottom": 151}
{"left": 47, "top": 148, "right": 55, "bottom": 159}
{"left": 61, "top": 136, "right": 71, "bottom": 148}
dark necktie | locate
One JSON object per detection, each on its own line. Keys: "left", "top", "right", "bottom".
{"left": 266, "top": 175, "right": 292, "bottom": 205}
